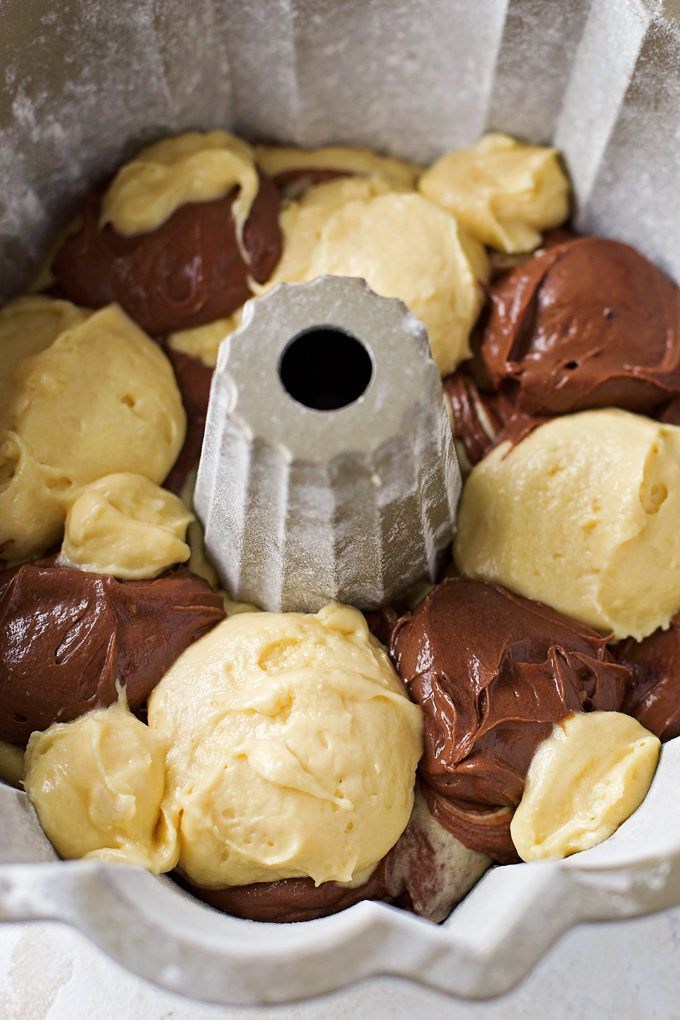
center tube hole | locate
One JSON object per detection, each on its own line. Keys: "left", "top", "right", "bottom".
{"left": 279, "top": 328, "right": 373, "bottom": 411}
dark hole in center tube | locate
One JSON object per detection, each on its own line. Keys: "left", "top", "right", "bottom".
{"left": 279, "top": 328, "right": 373, "bottom": 411}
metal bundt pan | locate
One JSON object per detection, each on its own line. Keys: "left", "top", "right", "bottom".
{"left": 1, "top": 0, "right": 679, "bottom": 1006}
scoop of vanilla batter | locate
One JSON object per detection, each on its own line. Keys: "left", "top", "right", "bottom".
{"left": 419, "top": 132, "right": 569, "bottom": 253}
{"left": 511, "top": 711, "right": 659, "bottom": 860}
{"left": 24, "top": 605, "right": 423, "bottom": 889}
{"left": 149, "top": 603, "right": 423, "bottom": 888}
{"left": 0, "top": 300, "right": 185, "bottom": 561}
{"left": 456, "top": 410, "right": 680, "bottom": 640}
{"left": 101, "top": 130, "right": 258, "bottom": 239}
{"left": 60, "top": 472, "right": 193, "bottom": 580}
{"left": 25, "top": 701, "right": 178, "bottom": 873}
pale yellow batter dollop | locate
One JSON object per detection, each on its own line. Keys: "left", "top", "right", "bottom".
{"left": 167, "top": 313, "right": 241, "bottom": 367}
{"left": 148, "top": 603, "right": 423, "bottom": 888}
{"left": 511, "top": 712, "right": 660, "bottom": 861}
{"left": 60, "top": 473, "right": 193, "bottom": 580}
{"left": 419, "top": 132, "right": 569, "bottom": 253}
{"left": 253, "top": 143, "right": 421, "bottom": 192}
{"left": 25, "top": 701, "right": 179, "bottom": 874}
{"left": 0, "top": 296, "right": 90, "bottom": 409}
{"left": 101, "top": 131, "right": 259, "bottom": 243}
{"left": 0, "top": 300, "right": 185, "bottom": 561}
{"left": 167, "top": 154, "right": 491, "bottom": 374}
{"left": 266, "top": 175, "right": 397, "bottom": 287}
{"left": 455, "top": 410, "right": 680, "bottom": 640}
{"left": 23, "top": 605, "right": 422, "bottom": 889}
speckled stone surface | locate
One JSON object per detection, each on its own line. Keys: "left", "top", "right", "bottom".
{"left": 2, "top": 911, "right": 680, "bottom": 1019}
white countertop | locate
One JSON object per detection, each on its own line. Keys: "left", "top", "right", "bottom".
{"left": 2, "top": 907, "right": 680, "bottom": 1019}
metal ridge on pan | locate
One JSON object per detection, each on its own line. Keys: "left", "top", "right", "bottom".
{"left": 1, "top": 736, "right": 680, "bottom": 1004}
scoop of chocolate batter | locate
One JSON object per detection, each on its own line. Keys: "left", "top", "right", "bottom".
{"left": 0, "top": 562, "right": 225, "bottom": 744}
{"left": 51, "top": 172, "right": 282, "bottom": 335}
{"left": 421, "top": 787, "right": 516, "bottom": 864}
{"left": 480, "top": 236, "right": 680, "bottom": 416}
{"left": 444, "top": 366, "right": 522, "bottom": 466}
{"left": 614, "top": 613, "right": 680, "bottom": 742}
{"left": 177, "top": 864, "right": 391, "bottom": 924}
{"left": 390, "top": 578, "right": 628, "bottom": 860}
{"left": 163, "top": 346, "right": 214, "bottom": 495}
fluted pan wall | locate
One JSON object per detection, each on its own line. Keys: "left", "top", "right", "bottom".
{"left": 0, "top": 0, "right": 678, "bottom": 300}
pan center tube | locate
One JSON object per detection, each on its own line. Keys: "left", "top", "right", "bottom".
{"left": 195, "top": 275, "right": 461, "bottom": 613}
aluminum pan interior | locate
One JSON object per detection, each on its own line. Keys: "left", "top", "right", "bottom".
{"left": 1, "top": 0, "right": 679, "bottom": 1006}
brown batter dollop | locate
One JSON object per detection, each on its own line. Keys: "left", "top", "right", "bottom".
{"left": 614, "top": 613, "right": 680, "bottom": 741}
{"left": 178, "top": 863, "right": 390, "bottom": 924}
{"left": 658, "top": 395, "right": 680, "bottom": 427}
{"left": 390, "top": 578, "right": 628, "bottom": 860}
{"left": 444, "top": 366, "right": 521, "bottom": 466}
{"left": 163, "top": 347, "right": 213, "bottom": 495}
{"left": 421, "top": 788, "right": 516, "bottom": 864}
{"left": 51, "top": 172, "right": 282, "bottom": 336}
{"left": 480, "top": 236, "right": 680, "bottom": 416}
{"left": 0, "top": 562, "right": 225, "bottom": 744}
{"left": 364, "top": 605, "right": 403, "bottom": 649}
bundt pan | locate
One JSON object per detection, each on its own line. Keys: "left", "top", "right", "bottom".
{"left": 1, "top": 0, "right": 680, "bottom": 1007}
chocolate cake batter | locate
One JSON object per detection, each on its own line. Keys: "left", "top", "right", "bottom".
{"left": 0, "top": 562, "right": 225, "bottom": 743}
{"left": 163, "top": 346, "right": 214, "bottom": 495}
{"left": 480, "top": 236, "right": 680, "bottom": 416}
{"left": 51, "top": 173, "right": 282, "bottom": 335}
{"left": 391, "top": 578, "right": 629, "bottom": 860}
{"left": 615, "top": 615, "right": 680, "bottom": 742}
